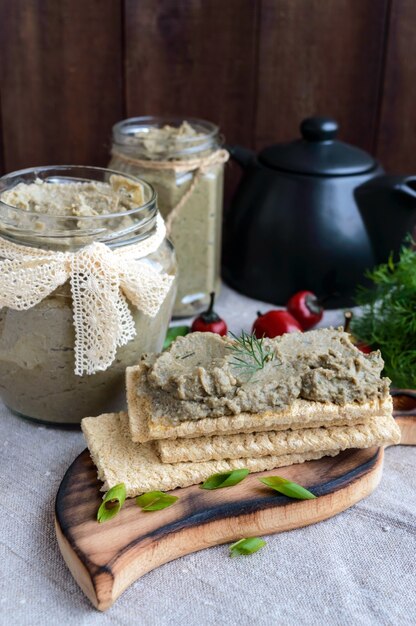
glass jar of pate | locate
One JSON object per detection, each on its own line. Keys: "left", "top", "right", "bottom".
{"left": 109, "top": 117, "right": 228, "bottom": 317}
{"left": 0, "top": 166, "right": 176, "bottom": 424}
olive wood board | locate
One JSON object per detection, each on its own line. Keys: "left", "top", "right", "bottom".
{"left": 55, "top": 391, "right": 416, "bottom": 612}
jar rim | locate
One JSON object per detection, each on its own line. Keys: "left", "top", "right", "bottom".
{"left": 112, "top": 116, "right": 219, "bottom": 143}
{"left": 0, "top": 165, "right": 160, "bottom": 250}
{"left": 112, "top": 116, "right": 220, "bottom": 159}
{"left": 0, "top": 165, "right": 157, "bottom": 220}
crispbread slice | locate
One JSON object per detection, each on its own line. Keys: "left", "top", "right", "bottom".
{"left": 81, "top": 412, "right": 341, "bottom": 497}
{"left": 126, "top": 364, "right": 393, "bottom": 443}
{"left": 155, "top": 414, "right": 400, "bottom": 463}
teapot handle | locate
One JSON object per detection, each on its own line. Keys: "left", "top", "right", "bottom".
{"left": 225, "top": 144, "right": 257, "bottom": 168}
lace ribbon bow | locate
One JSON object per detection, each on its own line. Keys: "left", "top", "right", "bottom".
{"left": 0, "top": 214, "right": 174, "bottom": 375}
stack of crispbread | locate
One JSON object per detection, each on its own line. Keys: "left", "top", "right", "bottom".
{"left": 82, "top": 329, "right": 400, "bottom": 497}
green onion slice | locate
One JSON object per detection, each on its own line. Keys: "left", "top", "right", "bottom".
{"left": 229, "top": 537, "right": 266, "bottom": 557}
{"left": 97, "top": 483, "right": 127, "bottom": 523}
{"left": 259, "top": 476, "right": 316, "bottom": 500}
{"left": 136, "top": 491, "right": 179, "bottom": 511}
{"left": 200, "top": 469, "right": 249, "bottom": 490}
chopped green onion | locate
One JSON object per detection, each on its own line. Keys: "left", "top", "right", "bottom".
{"left": 200, "top": 468, "right": 249, "bottom": 490}
{"left": 136, "top": 491, "right": 178, "bottom": 511}
{"left": 229, "top": 537, "right": 266, "bottom": 557}
{"left": 259, "top": 476, "right": 316, "bottom": 500}
{"left": 97, "top": 483, "right": 126, "bottom": 523}
{"left": 163, "top": 326, "right": 190, "bottom": 350}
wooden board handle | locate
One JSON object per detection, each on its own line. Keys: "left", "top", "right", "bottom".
{"left": 392, "top": 390, "right": 416, "bottom": 445}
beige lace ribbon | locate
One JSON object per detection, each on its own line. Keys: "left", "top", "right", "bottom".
{"left": 0, "top": 214, "right": 174, "bottom": 376}
{"left": 110, "top": 148, "right": 230, "bottom": 232}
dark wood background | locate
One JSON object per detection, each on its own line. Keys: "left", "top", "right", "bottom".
{"left": 0, "top": 0, "right": 415, "bottom": 189}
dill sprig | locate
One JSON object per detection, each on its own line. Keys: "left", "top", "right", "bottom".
{"left": 228, "top": 331, "right": 275, "bottom": 376}
{"left": 352, "top": 241, "right": 416, "bottom": 388}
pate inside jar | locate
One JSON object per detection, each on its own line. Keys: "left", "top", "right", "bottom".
{"left": 109, "top": 117, "right": 226, "bottom": 317}
{"left": 0, "top": 165, "right": 176, "bottom": 424}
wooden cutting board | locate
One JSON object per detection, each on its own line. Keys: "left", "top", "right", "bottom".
{"left": 55, "top": 391, "right": 416, "bottom": 611}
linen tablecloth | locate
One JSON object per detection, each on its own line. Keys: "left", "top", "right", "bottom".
{"left": 1, "top": 285, "right": 415, "bottom": 626}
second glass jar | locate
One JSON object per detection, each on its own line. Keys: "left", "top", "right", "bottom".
{"left": 109, "top": 116, "right": 225, "bottom": 317}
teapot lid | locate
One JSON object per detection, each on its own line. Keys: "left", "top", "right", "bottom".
{"left": 259, "top": 117, "right": 376, "bottom": 176}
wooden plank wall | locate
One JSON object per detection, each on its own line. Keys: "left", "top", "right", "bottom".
{"left": 0, "top": 0, "right": 414, "bottom": 179}
{"left": 0, "top": 0, "right": 123, "bottom": 171}
{"left": 376, "top": 0, "right": 416, "bottom": 173}
{"left": 254, "top": 0, "right": 389, "bottom": 152}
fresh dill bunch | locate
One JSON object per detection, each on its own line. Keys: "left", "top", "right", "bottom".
{"left": 228, "top": 330, "right": 276, "bottom": 376}
{"left": 352, "top": 242, "right": 416, "bottom": 389}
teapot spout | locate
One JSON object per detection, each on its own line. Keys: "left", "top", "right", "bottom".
{"left": 355, "top": 175, "right": 416, "bottom": 264}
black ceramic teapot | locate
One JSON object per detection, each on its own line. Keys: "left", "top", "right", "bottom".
{"left": 222, "top": 117, "right": 416, "bottom": 307}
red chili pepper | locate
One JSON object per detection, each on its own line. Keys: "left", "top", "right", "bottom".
{"left": 191, "top": 292, "right": 227, "bottom": 336}
{"left": 355, "top": 341, "right": 372, "bottom": 354}
{"left": 286, "top": 290, "right": 324, "bottom": 330}
{"left": 344, "top": 311, "right": 372, "bottom": 354}
{"left": 252, "top": 310, "right": 302, "bottom": 338}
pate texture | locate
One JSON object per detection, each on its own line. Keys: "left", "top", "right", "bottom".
{"left": 141, "top": 329, "right": 390, "bottom": 421}
{"left": 131, "top": 121, "right": 204, "bottom": 160}
{"left": 1, "top": 174, "right": 144, "bottom": 217}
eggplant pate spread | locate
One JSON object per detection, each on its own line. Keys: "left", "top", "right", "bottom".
{"left": 140, "top": 329, "right": 390, "bottom": 422}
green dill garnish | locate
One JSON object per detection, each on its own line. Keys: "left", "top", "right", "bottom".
{"left": 179, "top": 351, "right": 195, "bottom": 360}
{"left": 227, "top": 331, "right": 276, "bottom": 377}
{"left": 352, "top": 241, "right": 416, "bottom": 388}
